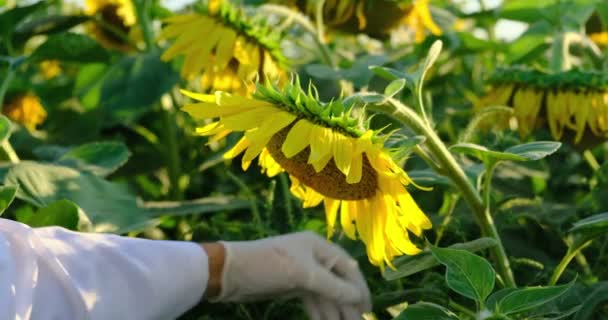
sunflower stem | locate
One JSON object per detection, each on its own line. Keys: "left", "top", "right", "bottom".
{"left": 0, "top": 66, "right": 15, "bottom": 112}
{"left": 161, "top": 95, "right": 182, "bottom": 200}
{"left": 482, "top": 161, "right": 498, "bottom": 211}
{"left": 369, "top": 97, "right": 516, "bottom": 288}
{"left": 133, "top": 0, "right": 155, "bottom": 50}
{"left": 549, "top": 239, "right": 592, "bottom": 285}
{"left": 259, "top": 4, "right": 335, "bottom": 67}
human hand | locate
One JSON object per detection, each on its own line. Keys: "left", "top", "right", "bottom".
{"left": 203, "top": 231, "right": 372, "bottom": 319}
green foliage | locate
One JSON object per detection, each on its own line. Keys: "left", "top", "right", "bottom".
{"left": 430, "top": 246, "right": 496, "bottom": 303}
{"left": 1, "top": 0, "right": 608, "bottom": 319}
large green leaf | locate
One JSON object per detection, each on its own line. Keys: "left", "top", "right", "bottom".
{"left": 56, "top": 141, "right": 131, "bottom": 177}
{"left": 431, "top": 246, "right": 496, "bottom": 303}
{"left": 13, "top": 15, "right": 90, "bottom": 44}
{"left": 0, "top": 185, "right": 17, "bottom": 216}
{"left": 30, "top": 32, "right": 110, "bottom": 63}
{"left": 574, "top": 282, "right": 608, "bottom": 320}
{"left": 393, "top": 302, "right": 459, "bottom": 320}
{"left": 99, "top": 51, "right": 179, "bottom": 125}
{"left": 505, "top": 21, "right": 553, "bottom": 64}
{"left": 0, "top": 1, "right": 47, "bottom": 40}
{"left": 569, "top": 212, "right": 608, "bottom": 238}
{"left": 450, "top": 141, "right": 561, "bottom": 164}
{"left": 500, "top": 0, "right": 597, "bottom": 25}
{"left": 17, "top": 199, "right": 80, "bottom": 230}
{"left": 5, "top": 161, "right": 153, "bottom": 233}
{"left": 491, "top": 282, "right": 573, "bottom": 315}
{"left": 4, "top": 162, "right": 250, "bottom": 233}
{"left": 384, "top": 238, "right": 497, "bottom": 280}
{"left": 0, "top": 115, "right": 12, "bottom": 142}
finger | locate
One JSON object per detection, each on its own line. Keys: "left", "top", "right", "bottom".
{"left": 317, "top": 298, "right": 341, "bottom": 320}
{"left": 339, "top": 305, "right": 362, "bottom": 320}
{"left": 313, "top": 241, "right": 372, "bottom": 312}
{"left": 304, "top": 264, "right": 362, "bottom": 304}
{"left": 302, "top": 295, "right": 322, "bottom": 320}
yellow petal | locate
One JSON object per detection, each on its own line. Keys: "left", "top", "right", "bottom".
{"left": 223, "top": 136, "right": 250, "bottom": 159}
{"left": 340, "top": 201, "right": 357, "bottom": 239}
{"left": 282, "top": 119, "right": 313, "bottom": 158}
{"left": 308, "top": 126, "right": 333, "bottom": 170}
{"left": 333, "top": 134, "right": 354, "bottom": 176}
{"left": 324, "top": 198, "right": 340, "bottom": 239}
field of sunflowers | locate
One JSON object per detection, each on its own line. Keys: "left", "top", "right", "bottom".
{"left": 1, "top": 0, "right": 608, "bottom": 318}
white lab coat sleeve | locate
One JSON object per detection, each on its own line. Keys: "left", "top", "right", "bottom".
{"left": 0, "top": 218, "right": 209, "bottom": 320}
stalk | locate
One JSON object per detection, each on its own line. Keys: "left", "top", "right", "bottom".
{"left": 370, "top": 97, "right": 516, "bottom": 287}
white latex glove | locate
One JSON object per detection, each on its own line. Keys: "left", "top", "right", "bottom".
{"left": 213, "top": 231, "right": 372, "bottom": 320}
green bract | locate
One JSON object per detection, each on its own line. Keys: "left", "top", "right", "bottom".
{"left": 489, "top": 67, "right": 608, "bottom": 91}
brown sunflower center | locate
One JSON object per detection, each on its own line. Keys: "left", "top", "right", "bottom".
{"left": 99, "top": 4, "right": 131, "bottom": 43}
{"left": 267, "top": 126, "right": 378, "bottom": 200}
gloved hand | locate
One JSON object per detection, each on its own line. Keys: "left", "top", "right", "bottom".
{"left": 209, "top": 231, "right": 372, "bottom": 320}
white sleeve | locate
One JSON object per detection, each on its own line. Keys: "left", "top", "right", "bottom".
{"left": 0, "top": 218, "right": 208, "bottom": 320}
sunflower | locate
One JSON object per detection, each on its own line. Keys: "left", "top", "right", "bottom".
{"left": 476, "top": 68, "right": 608, "bottom": 145}
{"left": 84, "top": 0, "right": 137, "bottom": 51}
{"left": 181, "top": 81, "right": 432, "bottom": 268}
{"left": 274, "top": 0, "right": 441, "bottom": 40}
{"left": 3, "top": 93, "right": 47, "bottom": 131}
{"left": 39, "top": 60, "right": 61, "bottom": 79}
{"left": 159, "top": 1, "right": 287, "bottom": 95}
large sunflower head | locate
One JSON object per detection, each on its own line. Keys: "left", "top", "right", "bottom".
{"left": 2, "top": 93, "right": 47, "bottom": 131}
{"left": 476, "top": 67, "right": 608, "bottom": 146}
{"left": 274, "top": 0, "right": 441, "bottom": 40}
{"left": 159, "top": 1, "right": 288, "bottom": 95}
{"left": 84, "top": 0, "right": 137, "bottom": 51}
{"left": 181, "top": 80, "right": 432, "bottom": 268}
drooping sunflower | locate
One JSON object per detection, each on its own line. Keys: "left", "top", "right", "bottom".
{"left": 84, "top": 0, "right": 137, "bottom": 51}
{"left": 274, "top": 0, "right": 441, "bottom": 40}
{"left": 2, "top": 93, "right": 47, "bottom": 131}
{"left": 475, "top": 68, "right": 608, "bottom": 146}
{"left": 159, "top": 1, "right": 287, "bottom": 95}
{"left": 181, "top": 81, "right": 432, "bottom": 268}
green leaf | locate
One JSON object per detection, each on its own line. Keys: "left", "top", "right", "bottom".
{"left": 5, "top": 161, "right": 153, "bottom": 233}
{"left": 0, "top": 1, "right": 47, "bottom": 39}
{"left": 30, "top": 32, "right": 110, "bottom": 63}
{"left": 369, "top": 66, "right": 416, "bottom": 83}
{"left": 501, "top": 0, "right": 597, "bottom": 26}
{"left": 56, "top": 141, "right": 131, "bottom": 176}
{"left": 0, "top": 185, "right": 17, "bottom": 216}
{"left": 99, "top": 51, "right": 179, "bottom": 126}
{"left": 505, "top": 21, "right": 552, "bottom": 64}
{"left": 142, "top": 196, "right": 250, "bottom": 217}
{"left": 418, "top": 40, "right": 442, "bottom": 84}
{"left": 0, "top": 115, "right": 12, "bottom": 141}
{"left": 305, "top": 64, "right": 341, "bottom": 80}
{"left": 503, "top": 141, "right": 562, "bottom": 161}
{"left": 493, "top": 281, "right": 574, "bottom": 315}
{"left": 574, "top": 282, "right": 608, "bottom": 320}
{"left": 17, "top": 199, "right": 80, "bottom": 230}
{"left": 13, "top": 15, "right": 90, "bottom": 44}
{"left": 74, "top": 63, "right": 109, "bottom": 111}
{"left": 430, "top": 246, "right": 496, "bottom": 303}
{"left": 384, "top": 79, "right": 407, "bottom": 99}
{"left": 450, "top": 141, "right": 561, "bottom": 164}
{"left": 383, "top": 238, "right": 497, "bottom": 280}
{"left": 394, "top": 302, "right": 459, "bottom": 320}
{"left": 569, "top": 212, "right": 608, "bottom": 241}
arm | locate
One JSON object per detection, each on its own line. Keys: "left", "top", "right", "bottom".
{"left": 0, "top": 218, "right": 210, "bottom": 320}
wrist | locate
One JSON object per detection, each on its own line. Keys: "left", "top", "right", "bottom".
{"left": 201, "top": 242, "right": 225, "bottom": 299}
